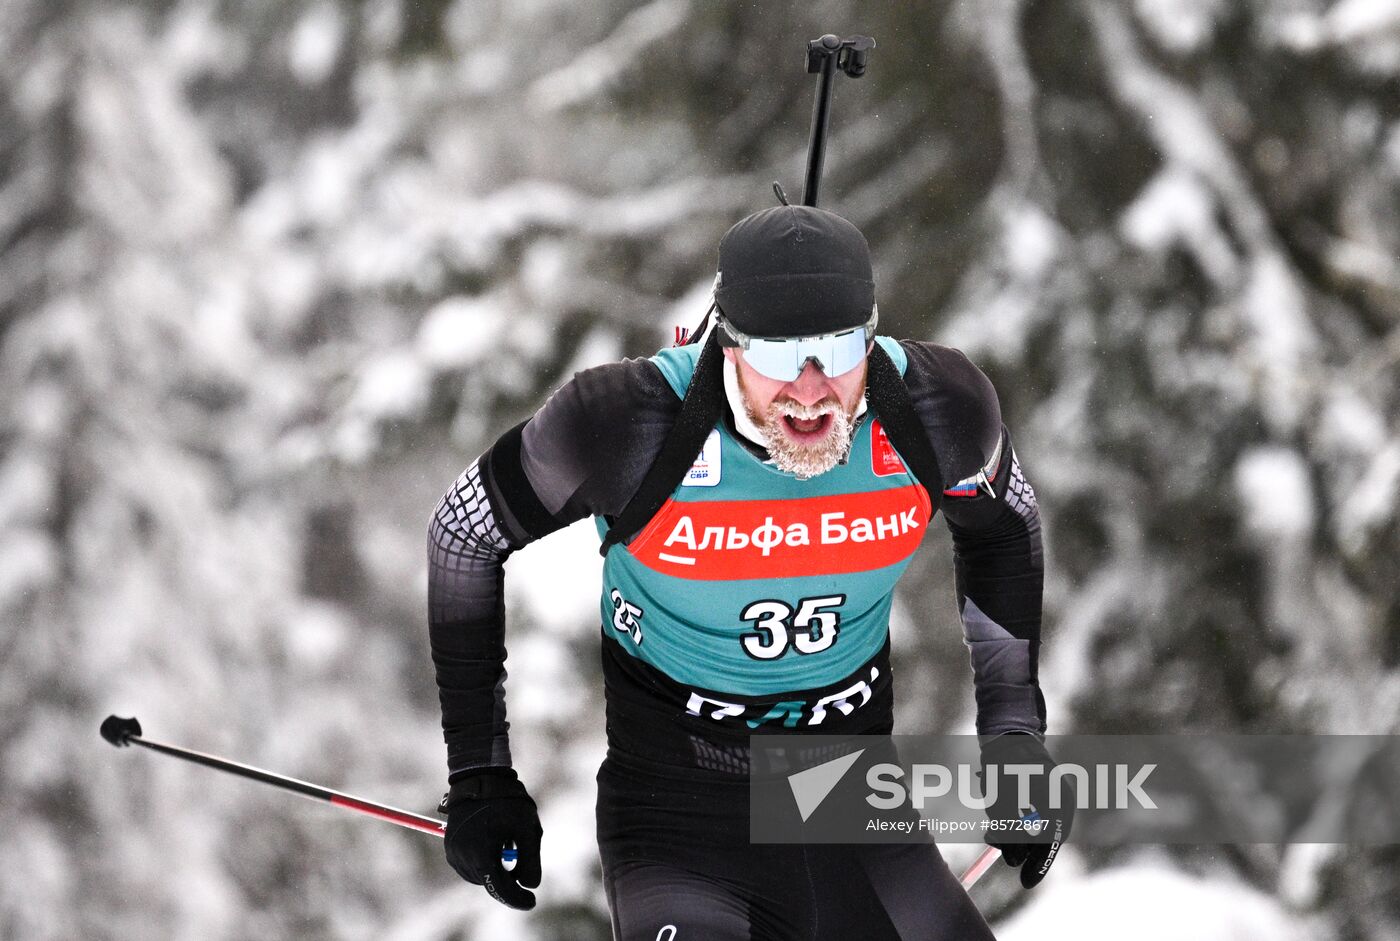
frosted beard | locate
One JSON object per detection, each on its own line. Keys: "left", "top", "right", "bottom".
{"left": 738, "top": 372, "right": 858, "bottom": 480}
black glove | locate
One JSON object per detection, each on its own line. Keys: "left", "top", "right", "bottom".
{"left": 440, "top": 767, "right": 543, "bottom": 910}
{"left": 979, "top": 733, "right": 1074, "bottom": 889}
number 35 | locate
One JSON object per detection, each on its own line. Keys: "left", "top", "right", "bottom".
{"left": 739, "top": 595, "right": 846, "bottom": 660}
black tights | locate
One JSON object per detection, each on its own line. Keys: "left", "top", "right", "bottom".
{"left": 596, "top": 757, "right": 996, "bottom": 941}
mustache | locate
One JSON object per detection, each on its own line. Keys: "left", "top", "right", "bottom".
{"left": 770, "top": 397, "right": 842, "bottom": 419}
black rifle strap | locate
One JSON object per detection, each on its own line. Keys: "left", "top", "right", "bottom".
{"left": 599, "top": 330, "right": 725, "bottom": 555}
{"left": 864, "top": 342, "right": 945, "bottom": 514}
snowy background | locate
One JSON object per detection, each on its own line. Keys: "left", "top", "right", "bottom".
{"left": 2, "top": 0, "right": 1398, "bottom": 938}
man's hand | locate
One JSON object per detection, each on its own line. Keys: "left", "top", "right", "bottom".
{"left": 440, "top": 767, "right": 543, "bottom": 910}
{"left": 979, "top": 733, "right": 1073, "bottom": 889}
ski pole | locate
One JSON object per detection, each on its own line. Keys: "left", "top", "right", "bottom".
{"left": 800, "top": 33, "right": 875, "bottom": 207}
{"left": 99, "top": 714, "right": 447, "bottom": 837}
{"left": 958, "top": 845, "right": 1002, "bottom": 889}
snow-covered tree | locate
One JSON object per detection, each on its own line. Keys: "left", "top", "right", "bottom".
{"left": 1, "top": 0, "right": 1395, "bottom": 937}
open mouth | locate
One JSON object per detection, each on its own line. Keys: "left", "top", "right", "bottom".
{"left": 781, "top": 412, "right": 833, "bottom": 442}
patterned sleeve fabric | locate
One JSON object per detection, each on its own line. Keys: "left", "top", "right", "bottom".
{"left": 899, "top": 340, "right": 1046, "bottom": 738}
{"left": 427, "top": 458, "right": 521, "bottom": 777}
{"left": 427, "top": 357, "right": 680, "bottom": 781}
{"left": 941, "top": 433, "right": 1046, "bottom": 737}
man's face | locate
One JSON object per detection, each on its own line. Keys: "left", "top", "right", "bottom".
{"left": 725, "top": 347, "right": 869, "bottom": 479}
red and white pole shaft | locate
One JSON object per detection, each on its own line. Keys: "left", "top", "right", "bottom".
{"left": 959, "top": 845, "right": 1002, "bottom": 889}
{"left": 100, "top": 715, "right": 446, "bottom": 837}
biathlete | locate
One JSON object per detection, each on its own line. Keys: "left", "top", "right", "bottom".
{"left": 427, "top": 205, "right": 1068, "bottom": 939}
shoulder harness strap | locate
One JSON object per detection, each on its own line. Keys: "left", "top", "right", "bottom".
{"left": 599, "top": 330, "right": 725, "bottom": 555}
{"left": 864, "top": 342, "right": 945, "bottom": 517}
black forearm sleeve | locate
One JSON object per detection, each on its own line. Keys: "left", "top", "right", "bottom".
{"left": 427, "top": 421, "right": 590, "bottom": 778}
{"left": 941, "top": 429, "right": 1046, "bottom": 736}
{"left": 427, "top": 359, "right": 679, "bottom": 780}
{"left": 427, "top": 454, "right": 520, "bottom": 778}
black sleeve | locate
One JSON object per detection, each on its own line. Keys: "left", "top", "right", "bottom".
{"left": 427, "top": 357, "right": 679, "bottom": 780}
{"left": 899, "top": 341, "right": 1047, "bottom": 737}
{"left": 519, "top": 356, "right": 683, "bottom": 522}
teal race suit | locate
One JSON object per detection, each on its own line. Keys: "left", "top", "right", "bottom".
{"left": 598, "top": 337, "right": 932, "bottom": 759}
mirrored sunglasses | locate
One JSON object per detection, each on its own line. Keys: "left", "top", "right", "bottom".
{"left": 719, "top": 317, "right": 876, "bottom": 383}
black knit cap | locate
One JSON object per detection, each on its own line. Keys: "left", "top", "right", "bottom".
{"left": 714, "top": 205, "right": 874, "bottom": 339}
